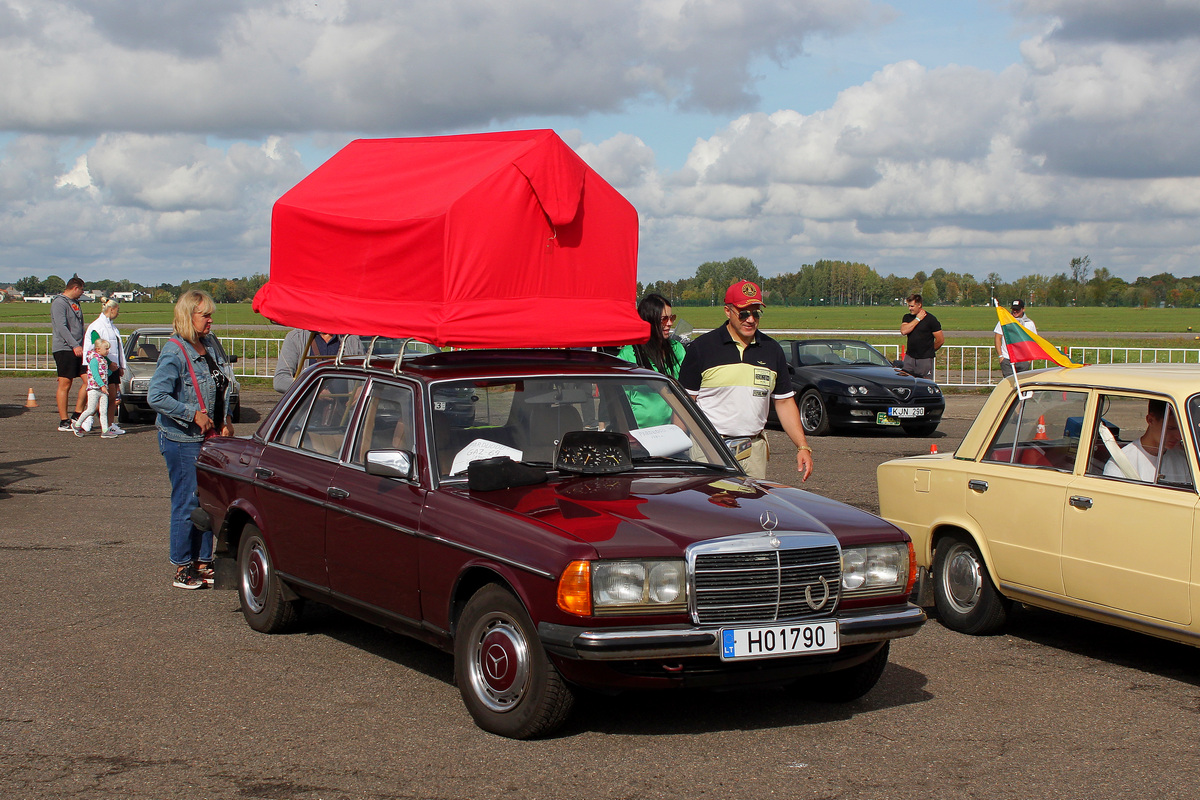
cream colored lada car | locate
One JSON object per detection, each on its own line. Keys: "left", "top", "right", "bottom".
{"left": 878, "top": 364, "right": 1200, "bottom": 647}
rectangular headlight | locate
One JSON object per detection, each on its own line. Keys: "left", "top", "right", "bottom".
{"left": 841, "top": 544, "right": 910, "bottom": 598}
{"left": 591, "top": 560, "right": 687, "bottom": 615}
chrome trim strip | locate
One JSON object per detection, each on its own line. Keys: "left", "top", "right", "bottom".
{"left": 998, "top": 582, "right": 1200, "bottom": 643}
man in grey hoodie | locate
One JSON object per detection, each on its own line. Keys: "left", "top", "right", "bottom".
{"left": 51, "top": 277, "right": 88, "bottom": 431}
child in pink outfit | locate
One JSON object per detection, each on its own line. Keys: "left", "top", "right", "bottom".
{"left": 73, "top": 339, "right": 116, "bottom": 439}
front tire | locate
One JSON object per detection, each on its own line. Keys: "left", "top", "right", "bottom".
{"left": 902, "top": 420, "right": 939, "bottom": 437}
{"left": 455, "top": 584, "right": 574, "bottom": 739}
{"left": 806, "top": 642, "right": 890, "bottom": 703}
{"left": 237, "top": 525, "right": 302, "bottom": 633}
{"left": 933, "top": 535, "right": 1009, "bottom": 635}
{"left": 799, "top": 389, "right": 831, "bottom": 436}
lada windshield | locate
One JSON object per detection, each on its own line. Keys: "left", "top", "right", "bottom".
{"left": 429, "top": 375, "right": 734, "bottom": 479}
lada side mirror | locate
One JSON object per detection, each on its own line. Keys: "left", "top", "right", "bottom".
{"left": 365, "top": 449, "right": 415, "bottom": 480}
{"left": 723, "top": 436, "right": 754, "bottom": 464}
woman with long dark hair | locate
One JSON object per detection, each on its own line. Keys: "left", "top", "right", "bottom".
{"left": 616, "top": 293, "right": 686, "bottom": 427}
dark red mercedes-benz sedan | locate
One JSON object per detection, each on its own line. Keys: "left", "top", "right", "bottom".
{"left": 195, "top": 347, "right": 924, "bottom": 738}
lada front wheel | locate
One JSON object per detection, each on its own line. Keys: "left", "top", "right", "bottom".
{"left": 237, "top": 525, "right": 302, "bottom": 633}
{"left": 933, "top": 535, "right": 1009, "bottom": 635}
{"left": 455, "top": 584, "right": 574, "bottom": 739}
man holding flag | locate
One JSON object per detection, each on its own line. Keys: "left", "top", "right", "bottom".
{"left": 994, "top": 301, "right": 1080, "bottom": 378}
{"left": 994, "top": 300, "right": 1039, "bottom": 377}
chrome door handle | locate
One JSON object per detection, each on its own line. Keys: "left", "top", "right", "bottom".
{"left": 968, "top": 479, "right": 988, "bottom": 492}
{"left": 328, "top": 487, "right": 350, "bottom": 500}
{"left": 254, "top": 467, "right": 274, "bottom": 479}
{"left": 1069, "top": 495, "right": 1093, "bottom": 510}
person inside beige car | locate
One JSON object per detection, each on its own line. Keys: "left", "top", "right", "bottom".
{"left": 1101, "top": 399, "right": 1191, "bottom": 485}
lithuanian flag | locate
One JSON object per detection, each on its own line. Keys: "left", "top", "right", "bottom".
{"left": 996, "top": 306, "right": 1081, "bottom": 368}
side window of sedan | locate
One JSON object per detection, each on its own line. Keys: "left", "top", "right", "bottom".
{"left": 276, "top": 377, "right": 366, "bottom": 458}
{"left": 1090, "top": 395, "right": 1193, "bottom": 489}
{"left": 352, "top": 383, "right": 416, "bottom": 466}
{"left": 982, "top": 389, "right": 1089, "bottom": 471}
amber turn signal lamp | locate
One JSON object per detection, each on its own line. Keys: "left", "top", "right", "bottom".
{"left": 905, "top": 541, "right": 917, "bottom": 595}
{"left": 557, "top": 560, "right": 592, "bottom": 616}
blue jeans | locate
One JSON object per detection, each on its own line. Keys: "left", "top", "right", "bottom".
{"left": 159, "top": 432, "right": 212, "bottom": 566}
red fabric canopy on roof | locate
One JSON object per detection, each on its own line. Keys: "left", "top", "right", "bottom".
{"left": 253, "top": 129, "right": 648, "bottom": 348}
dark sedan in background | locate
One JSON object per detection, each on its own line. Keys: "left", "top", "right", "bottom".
{"left": 769, "top": 339, "right": 944, "bottom": 436}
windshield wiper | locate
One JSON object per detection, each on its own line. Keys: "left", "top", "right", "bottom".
{"left": 631, "top": 455, "right": 735, "bottom": 471}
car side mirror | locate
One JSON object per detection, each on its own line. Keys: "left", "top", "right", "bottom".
{"left": 365, "top": 449, "right": 415, "bottom": 480}
{"left": 786, "top": 364, "right": 795, "bottom": 376}
{"left": 891, "top": 359, "right": 903, "bottom": 369}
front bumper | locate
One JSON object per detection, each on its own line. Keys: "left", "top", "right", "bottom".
{"left": 826, "top": 396, "right": 945, "bottom": 427}
{"left": 538, "top": 603, "right": 925, "bottom": 661}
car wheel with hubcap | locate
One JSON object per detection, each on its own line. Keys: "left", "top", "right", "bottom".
{"left": 455, "top": 584, "right": 574, "bottom": 739}
{"left": 237, "top": 524, "right": 302, "bottom": 633}
{"left": 799, "top": 389, "right": 831, "bottom": 436}
{"left": 933, "top": 534, "right": 1009, "bottom": 635}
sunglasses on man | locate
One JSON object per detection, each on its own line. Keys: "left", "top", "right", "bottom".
{"left": 732, "top": 308, "right": 763, "bottom": 321}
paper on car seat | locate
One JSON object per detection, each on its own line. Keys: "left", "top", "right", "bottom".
{"left": 451, "top": 439, "right": 524, "bottom": 476}
{"left": 630, "top": 424, "right": 692, "bottom": 457}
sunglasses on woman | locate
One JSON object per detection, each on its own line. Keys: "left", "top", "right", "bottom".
{"left": 660, "top": 314, "right": 677, "bottom": 324}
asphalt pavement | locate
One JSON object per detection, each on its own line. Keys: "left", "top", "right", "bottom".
{"left": 3, "top": 377, "right": 1199, "bottom": 799}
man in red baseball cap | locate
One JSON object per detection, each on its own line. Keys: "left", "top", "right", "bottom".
{"left": 678, "top": 280, "right": 814, "bottom": 481}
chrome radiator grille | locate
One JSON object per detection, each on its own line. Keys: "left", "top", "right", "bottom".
{"left": 692, "top": 544, "right": 842, "bottom": 625}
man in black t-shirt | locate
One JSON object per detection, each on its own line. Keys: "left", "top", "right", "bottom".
{"left": 899, "top": 293, "right": 943, "bottom": 379}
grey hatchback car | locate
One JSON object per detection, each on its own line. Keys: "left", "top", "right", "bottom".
{"left": 119, "top": 327, "right": 241, "bottom": 423}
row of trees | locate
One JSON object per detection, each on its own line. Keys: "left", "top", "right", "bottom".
{"left": 5, "top": 274, "right": 269, "bottom": 304}
{"left": 638, "top": 256, "right": 1200, "bottom": 308}
{"left": 8, "top": 257, "right": 1200, "bottom": 308}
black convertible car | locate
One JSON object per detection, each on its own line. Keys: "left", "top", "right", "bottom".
{"left": 768, "top": 339, "right": 944, "bottom": 436}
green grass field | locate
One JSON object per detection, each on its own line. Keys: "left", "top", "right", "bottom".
{"left": 5, "top": 301, "right": 1200, "bottom": 337}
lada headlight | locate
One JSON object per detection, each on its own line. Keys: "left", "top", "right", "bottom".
{"left": 840, "top": 543, "right": 914, "bottom": 598}
{"left": 557, "top": 559, "right": 687, "bottom": 616}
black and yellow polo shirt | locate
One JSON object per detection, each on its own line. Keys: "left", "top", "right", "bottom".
{"left": 678, "top": 324, "right": 794, "bottom": 437}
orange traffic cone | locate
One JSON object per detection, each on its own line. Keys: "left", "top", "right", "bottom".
{"left": 24, "top": 387, "right": 37, "bottom": 408}
{"left": 930, "top": 443, "right": 938, "bottom": 454}
{"left": 1034, "top": 415, "right": 1048, "bottom": 440}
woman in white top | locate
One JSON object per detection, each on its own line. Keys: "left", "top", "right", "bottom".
{"left": 83, "top": 297, "right": 127, "bottom": 434}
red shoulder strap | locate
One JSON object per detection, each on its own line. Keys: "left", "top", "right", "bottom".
{"left": 169, "top": 338, "right": 206, "bottom": 413}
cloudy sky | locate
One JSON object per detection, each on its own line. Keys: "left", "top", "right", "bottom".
{"left": 3, "top": 0, "right": 1200, "bottom": 287}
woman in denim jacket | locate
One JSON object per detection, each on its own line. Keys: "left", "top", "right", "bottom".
{"left": 148, "top": 290, "right": 235, "bottom": 590}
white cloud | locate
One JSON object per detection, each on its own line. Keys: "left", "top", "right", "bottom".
{"left": 0, "top": 0, "right": 874, "bottom": 135}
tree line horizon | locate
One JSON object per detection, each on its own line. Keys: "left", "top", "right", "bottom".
{"left": 6, "top": 255, "right": 1198, "bottom": 308}
{"left": 638, "top": 256, "right": 1200, "bottom": 308}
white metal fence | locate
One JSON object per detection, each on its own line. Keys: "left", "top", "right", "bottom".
{"left": 0, "top": 332, "right": 286, "bottom": 379}
{"left": 2, "top": 332, "right": 1195, "bottom": 389}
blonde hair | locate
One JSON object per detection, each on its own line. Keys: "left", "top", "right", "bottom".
{"left": 173, "top": 290, "right": 215, "bottom": 342}
{"left": 101, "top": 297, "right": 120, "bottom": 315}
{"left": 93, "top": 338, "right": 110, "bottom": 352}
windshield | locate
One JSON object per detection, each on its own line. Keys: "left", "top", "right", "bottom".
{"left": 126, "top": 332, "right": 227, "bottom": 363}
{"left": 429, "top": 375, "right": 735, "bottom": 479}
{"left": 795, "top": 341, "right": 891, "bottom": 367}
